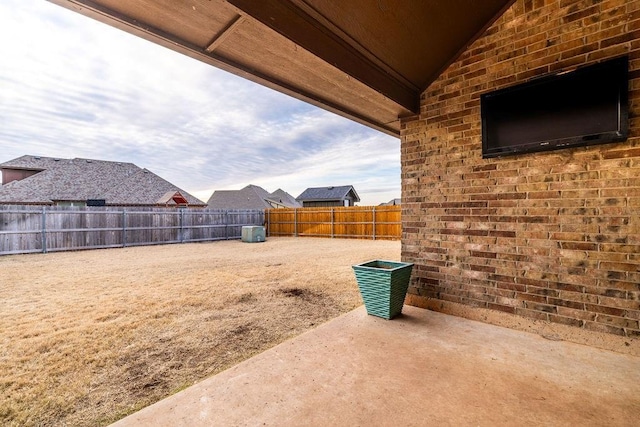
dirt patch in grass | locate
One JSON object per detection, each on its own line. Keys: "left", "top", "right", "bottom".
{"left": 0, "top": 237, "right": 400, "bottom": 426}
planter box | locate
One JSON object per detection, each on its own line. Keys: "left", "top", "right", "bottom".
{"left": 352, "top": 260, "right": 414, "bottom": 320}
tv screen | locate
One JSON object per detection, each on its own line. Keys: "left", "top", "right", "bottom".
{"left": 481, "top": 56, "right": 628, "bottom": 158}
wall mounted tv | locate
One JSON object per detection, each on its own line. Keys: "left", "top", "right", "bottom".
{"left": 481, "top": 56, "right": 629, "bottom": 158}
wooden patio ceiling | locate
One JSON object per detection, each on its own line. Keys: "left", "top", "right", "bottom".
{"left": 47, "top": 0, "right": 514, "bottom": 137}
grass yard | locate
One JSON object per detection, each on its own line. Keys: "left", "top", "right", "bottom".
{"left": 0, "top": 237, "right": 400, "bottom": 426}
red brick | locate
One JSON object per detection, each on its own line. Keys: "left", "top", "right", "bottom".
{"left": 519, "top": 292, "right": 548, "bottom": 304}
{"left": 548, "top": 314, "right": 584, "bottom": 327}
{"left": 401, "top": 0, "right": 640, "bottom": 336}
{"left": 602, "top": 147, "right": 640, "bottom": 159}
{"left": 515, "top": 307, "right": 550, "bottom": 321}
{"left": 583, "top": 321, "right": 626, "bottom": 336}
{"left": 585, "top": 303, "right": 626, "bottom": 317}
{"left": 595, "top": 314, "right": 639, "bottom": 330}
{"left": 557, "top": 306, "right": 596, "bottom": 321}
{"left": 600, "top": 261, "right": 639, "bottom": 272}
{"left": 488, "top": 303, "right": 517, "bottom": 314}
{"left": 524, "top": 302, "right": 558, "bottom": 313}
{"left": 559, "top": 242, "right": 598, "bottom": 251}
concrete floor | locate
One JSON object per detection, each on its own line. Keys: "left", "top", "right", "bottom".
{"left": 112, "top": 306, "right": 640, "bottom": 426}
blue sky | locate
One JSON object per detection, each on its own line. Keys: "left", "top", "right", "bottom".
{"left": 0, "top": 0, "right": 400, "bottom": 205}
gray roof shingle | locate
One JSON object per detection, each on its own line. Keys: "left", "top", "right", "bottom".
{"left": 266, "top": 188, "right": 302, "bottom": 208}
{"left": 296, "top": 185, "right": 360, "bottom": 202}
{"left": 0, "top": 155, "right": 205, "bottom": 206}
{"left": 379, "top": 198, "right": 401, "bottom": 206}
{"left": 207, "top": 185, "right": 301, "bottom": 209}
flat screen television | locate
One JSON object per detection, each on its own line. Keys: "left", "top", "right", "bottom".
{"left": 481, "top": 56, "right": 629, "bottom": 158}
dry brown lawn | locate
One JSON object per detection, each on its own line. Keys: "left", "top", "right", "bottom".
{"left": 0, "top": 237, "right": 400, "bottom": 426}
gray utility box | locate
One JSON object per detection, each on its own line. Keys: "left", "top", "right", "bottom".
{"left": 242, "top": 226, "right": 265, "bottom": 243}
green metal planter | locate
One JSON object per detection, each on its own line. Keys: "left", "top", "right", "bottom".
{"left": 352, "top": 260, "right": 414, "bottom": 320}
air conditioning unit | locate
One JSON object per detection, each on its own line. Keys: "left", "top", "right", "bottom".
{"left": 242, "top": 226, "right": 265, "bottom": 243}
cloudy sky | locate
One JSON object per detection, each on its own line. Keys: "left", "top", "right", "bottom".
{"left": 0, "top": 0, "right": 400, "bottom": 205}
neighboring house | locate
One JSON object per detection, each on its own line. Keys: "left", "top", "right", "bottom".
{"left": 296, "top": 186, "right": 360, "bottom": 207}
{"left": 207, "top": 185, "right": 301, "bottom": 210}
{"left": 0, "top": 155, "right": 206, "bottom": 207}
{"left": 379, "top": 198, "right": 401, "bottom": 206}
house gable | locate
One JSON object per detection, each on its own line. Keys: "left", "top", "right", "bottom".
{"left": 0, "top": 155, "right": 61, "bottom": 186}
{"left": 2, "top": 168, "right": 42, "bottom": 185}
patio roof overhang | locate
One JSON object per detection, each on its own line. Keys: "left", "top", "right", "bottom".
{"left": 47, "top": 0, "right": 514, "bottom": 137}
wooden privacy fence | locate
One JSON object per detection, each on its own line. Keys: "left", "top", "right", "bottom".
{"left": 266, "top": 205, "right": 401, "bottom": 240}
{"left": 0, "top": 205, "right": 264, "bottom": 255}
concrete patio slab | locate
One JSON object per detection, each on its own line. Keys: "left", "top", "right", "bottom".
{"left": 112, "top": 306, "right": 640, "bottom": 426}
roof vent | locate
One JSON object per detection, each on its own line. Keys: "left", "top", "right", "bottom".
{"left": 328, "top": 186, "right": 334, "bottom": 190}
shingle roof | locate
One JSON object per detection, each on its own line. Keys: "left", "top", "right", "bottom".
{"left": 207, "top": 185, "right": 301, "bottom": 209}
{"left": 296, "top": 185, "right": 360, "bottom": 202}
{"left": 379, "top": 198, "right": 401, "bottom": 206}
{"left": 266, "top": 188, "right": 302, "bottom": 208}
{"left": 0, "top": 155, "right": 205, "bottom": 206}
{"left": 0, "top": 155, "right": 64, "bottom": 170}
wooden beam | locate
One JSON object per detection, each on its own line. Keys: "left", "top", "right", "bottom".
{"left": 226, "top": 0, "right": 420, "bottom": 113}
{"left": 205, "top": 15, "right": 245, "bottom": 53}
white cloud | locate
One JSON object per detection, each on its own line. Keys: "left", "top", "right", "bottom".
{"left": 0, "top": 0, "right": 400, "bottom": 206}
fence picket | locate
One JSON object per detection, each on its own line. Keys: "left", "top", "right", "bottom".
{"left": 266, "top": 205, "right": 400, "bottom": 240}
{"left": 0, "top": 205, "right": 264, "bottom": 255}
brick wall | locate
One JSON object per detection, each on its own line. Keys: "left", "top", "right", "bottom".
{"left": 401, "top": 0, "right": 640, "bottom": 339}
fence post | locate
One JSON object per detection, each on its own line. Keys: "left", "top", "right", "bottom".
{"left": 224, "top": 210, "right": 228, "bottom": 240}
{"left": 179, "top": 208, "right": 184, "bottom": 243}
{"left": 122, "top": 209, "right": 127, "bottom": 247}
{"left": 41, "top": 206, "right": 47, "bottom": 253}
{"left": 372, "top": 206, "right": 376, "bottom": 241}
{"left": 331, "top": 208, "right": 334, "bottom": 238}
{"left": 294, "top": 208, "right": 298, "bottom": 237}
